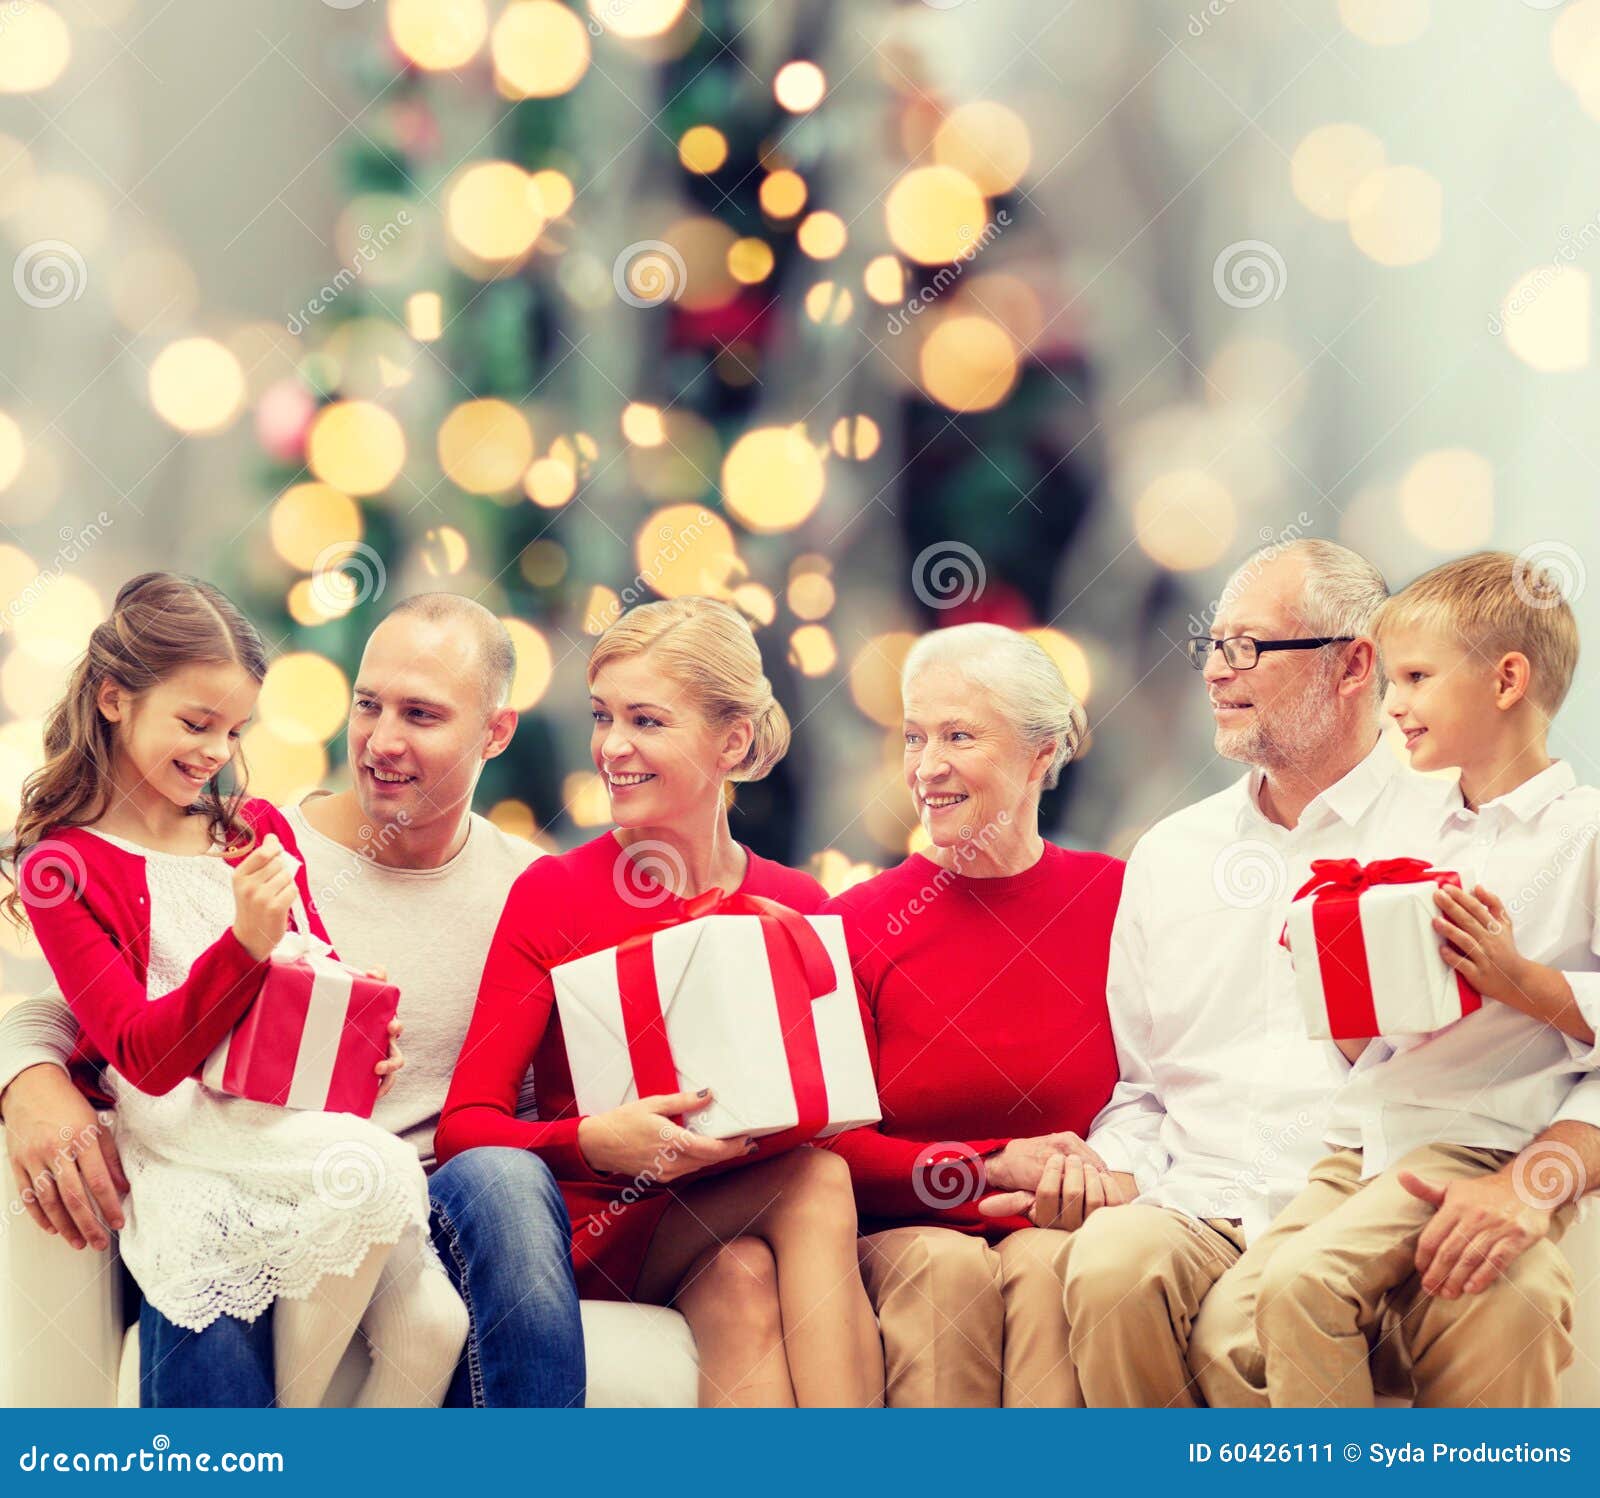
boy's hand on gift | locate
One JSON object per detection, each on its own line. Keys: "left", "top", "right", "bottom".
{"left": 978, "top": 1153, "right": 1135, "bottom": 1231}
{"left": 374, "top": 1018, "right": 403, "bottom": 1101}
{"left": 231, "top": 834, "right": 299, "bottom": 961}
{"left": 985, "top": 1131, "right": 1106, "bottom": 1193}
{"left": 577, "top": 1090, "right": 752, "bottom": 1182}
{"left": 1401, "top": 1166, "right": 1554, "bottom": 1297}
{"left": 0, "top": 1063, "right": 127, "bottom": 1251}
{"left": 1433, "top": 884, "right": 1528, "bottom": 1005}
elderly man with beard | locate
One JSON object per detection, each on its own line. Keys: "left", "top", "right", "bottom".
{"left": 985, "top": 539, "right": 1600, "bottom": 1406}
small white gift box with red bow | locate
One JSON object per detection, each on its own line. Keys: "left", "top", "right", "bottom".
{"left": 200, "top": 906, "right": 399, "bottom": 1119}
{"left": 1282, "top": 857, "right": 1482, "bottom": 1040}
{"left": 553, "top": 890, "right": 881, "bottom": 1143}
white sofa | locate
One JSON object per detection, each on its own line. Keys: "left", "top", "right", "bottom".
{"left": 6, "top": 1135, "right": 1600, "bottom": 1407}
{"left": 0, "top": 1126, "right": 700, "bottom": 1409}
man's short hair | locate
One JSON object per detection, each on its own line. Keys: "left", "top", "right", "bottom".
{"left": 383, "top": 593, "right": 516, "bottom": 711}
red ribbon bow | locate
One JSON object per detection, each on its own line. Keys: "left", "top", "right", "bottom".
{"left": 1284, "top": 857, "right": 1478, "bottom": 1039}
{"left": 613, "top": 888, "right": 836, "bottom": 1148}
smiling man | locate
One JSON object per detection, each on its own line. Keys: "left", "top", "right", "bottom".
{"left": 0, "top": 593, "right": 586, "bottom": 1409}
{"left": 1060, "top": 539, "right": 1600, "bottom": 1407}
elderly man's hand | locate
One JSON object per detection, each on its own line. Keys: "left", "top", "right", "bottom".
{"left": 979, "top": 1153, "right": 1136, "bottom": 1232}
{"left": 984, "top": 1131, "right": 1107, "bottom": 1193}
{"left": 1, "top": 1063, "right": 127, "bottom": 1251}
{"left": 1401, "top": 1166, "right": 1555, "bottom": 1298}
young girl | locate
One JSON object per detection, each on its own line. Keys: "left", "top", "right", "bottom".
{"left": 1, "top": 572, "right": 466, "bottom": 1407}
{"left": 437, "top": 595, "right": 883, "bottom": 1408}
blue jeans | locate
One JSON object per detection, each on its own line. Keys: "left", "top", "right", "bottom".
{"left": 428, "top": 1147, "right": 586, "bottom": 1408}
{"left": 139, "top": 1298, "right": 275, "bottom": 1408}
{"left": 140, "top": 1148, "right": 584, "bottom": 1408}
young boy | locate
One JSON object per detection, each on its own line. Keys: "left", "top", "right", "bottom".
{"left": 1232, "top": 551, "right": 1600, "bottom": 1407}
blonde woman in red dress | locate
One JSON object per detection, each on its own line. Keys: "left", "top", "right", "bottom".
{"left": 438, "top": 597, "right": 883, "bottom": 1408}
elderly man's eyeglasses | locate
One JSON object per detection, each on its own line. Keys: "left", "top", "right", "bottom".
{"left": 1184, "top": 635, "right": 1354, "bottom": 671}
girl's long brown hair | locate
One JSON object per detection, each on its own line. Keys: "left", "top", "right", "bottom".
{"left": 1, "top": 572, "right": 268, "bottom": 928}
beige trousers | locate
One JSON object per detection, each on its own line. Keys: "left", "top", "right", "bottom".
{"left": 1189, "top": 1143, "right": 1577, "bottom": 1408}
{"left": 858, "top": 1226, "right": 1078, "bottom": 1407}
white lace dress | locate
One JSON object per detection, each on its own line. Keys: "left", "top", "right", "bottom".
{"left": 94, "top": 831, "right": 439, "bottom": 1333}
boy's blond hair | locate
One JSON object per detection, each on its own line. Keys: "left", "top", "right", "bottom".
{"left": 1372, "top": 551, "right": 1579, "bottom": 715}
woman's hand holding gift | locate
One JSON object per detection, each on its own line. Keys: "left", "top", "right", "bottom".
{"left": 577, "top": 1089, "right": 753, "bottom": 1182}
{"left": 230, "top": 834, "right": 299, "bottom": 961}
{"left": 1433, "top": 884, "right": 1591, "bottom": 1042}
{"left": 374, "top": 1011, "right": 403, "bottom": 1101}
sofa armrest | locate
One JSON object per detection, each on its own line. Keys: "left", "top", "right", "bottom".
{"left": 0, "top": 1123, "right": 126, "bottom": 1407}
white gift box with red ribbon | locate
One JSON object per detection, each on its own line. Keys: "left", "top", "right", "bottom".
{"left": 553, "top": 890, "right": 881, "bottom": 1144}
{"left": 1282, "top": 856, "right": 1482, "bottom": 1040}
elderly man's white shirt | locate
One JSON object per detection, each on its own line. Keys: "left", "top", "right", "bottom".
{"left": 1087, "top": 736, "right": 1458, "bottom": 1242}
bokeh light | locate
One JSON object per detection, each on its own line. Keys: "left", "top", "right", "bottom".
{"left": 1132, "top": 471, "right": 1236, "bottom": 571}
{"left": 1290, "top": 123, "right": 1387, "bottom": 222}
{"left": 0, "top": 413, "right": 23, "bottom": 492}
{"left": 849, "top": 632, "right": 916, "bottom": 726}
{"left": 584, "top": 0, "right": 687, "bottom": 41}
{"left": 447, "top": 161, "right": 544, "bottom": 264}
{"left": 438, "top": 398, "right": 535, "bottom": 494}
{"left": 259, "top": 653, "right": 350, "bottom": 745}
{"left": 863, "top": 255, "right": 905, "bottom": 305}
{"left": 759, "top": 169, "right": 807, "bottom": 219}
{"left": 637, "top": 504, "right": 741, "bottom": 597}
{"left": 797, "top": 211, "right": 847, "bottom": 260}
{"left": 1348, "top": 165, "right": 1441, "bottom": 266}
{"left": 307, "top": 401, "right": 406, "bottom": 495}
{"left": 679, "top": 125, "right": 728, "bottom": 174}
{"left": 789, "top": 623, "right": 837, "bottom": 676}
{"left": 502, "top": 618, "right": 554, "bottom": 710}
{"left": 918, "top": 315, "right": 1019, "bottom": 412}
{"left": 722, "top": 426, "right": 826, "bottom": 532}
{"left": 388, "top": 0, "right": 488, "bottom": 70}
{"left": 1399, "top": 448, "right": 1494, "bottom": 549}
{"left": 932, "top": 102, "right": 1032, "bottom": 195}
{"left": 1339, "top": 0, "right": 1429, "bottom": 46}
{"left": 1501, "top": 266, "right": 1590, "bottom": 373}
{"left": 147, "top": 338, "right": 245, "bottom": 434}
{"left": 0, "top": 4, "right": 71, "bottom": 93}
{"left": 728, "top": 236, "right": 775, "bottom": 284}
{"left": 885, "top": 165, "right": 988, "bottom": 265}
{"left": 774, "top": 61, "right": 826, "bottom": 113}
{"left": 269, "top": 483, "right": 363, "bottom": 571}
{"left": 492, "top": 0, "right": 590, "bottom": 97}
{"left": 830, "top": 414, "right": 880, "bottom": 460}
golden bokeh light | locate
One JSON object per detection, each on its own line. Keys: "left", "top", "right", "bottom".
{"left": 863, "top": 255, "right": 905, "bottom": 305}
{"left": 637, "top": 504, "right": 742, "bottom": 597}
{"left": 563, "top": 770, "right": 611, "bottom": 826}
{"left": 420, "top": 525, "right": 471, "bottom": 575}
{"left": 0, "top": 4, "right": 71, "bottom": 93}
{"left": 774, "top": 60, "right": 826, "bottom": 113}
{"left": 8, "top": 572, "right": 100, "bottom": 664}
{"left": 584, "top": 0, "right": 687, "bottom": 40}
{"left": 488, "top": 799, "right": 538, "bottom": 840}
{"left": 446, "top": 161, "right": 544, "bottom": 264}
{"left": 1348, "top": 165, "right": 1441, "bottom": 266}
{"left": 147, "top": 338, "right": 245, "bottom": 434}
{"left": 933, "top": 101, "right": 1032, "bottom": 195}
{"left": 621, "top": 402, "right": 667, "bottom": 446}
{"left": 583, "top": 585, "right": 621, "bottom": 635}
{"left": 0, "top": 412, "right": 23, "bottom": 492}
{"left": 722, "top": 426, "right": 826, "bottom": 533}
{"left": 733, "top": 582, "right": 776, "bottom": 626}
{"left": 529, "top": 168, "right": 575, "bottom": 217}
{"left": 830, "top": 414, "right": 880, "bottom": 460}
{"left": 502, "top": 618, "right": 554, "bottom": 710}
{"left": 919, "top": 315, "right": 1018, "bottom": 412}
{"left": 1204, "top": 337, "right": 1306, "bottom": 432}
{"left": 287, "top": 577, "right": 354, "bottom": 627}
{"left": 492, "top": 0, "right": 590, "bottom": 96}
{"left": 629, "top": 410, "right": 719, "bottom": 501}
{"left": 789, "top": 623, "right": 837, "bottom": 677}
{"left": 1501, "top": 265, "right": 1590, "bottom": 373}
{"left": 797, "top": 211, "right": 847, "bottom": 260}
{"left": 1132, "top": 470, "right": 1236, "bottom": 572}
{"left": 1338, "top": 0, "right": 1429, "bottom": 46}
{"left": 241, "top": 723, "right": 328, "bottom": 807}
{"left": 521, "top": 539, "right": 567, "bottom": 586}
{"left": 259, "top": 653, "right": 350, "bottom": 745}
{"left": 524, "top": 455, "right": 577, "bottom": 508}
{"left": 759, "top": 169, "right": 807, "bottom": 219}
{"left": 659, "top": 215, "right": 738, "bottom": 312}
{"left": 388, "top": 0, "right": 488, "bottom": 70}
{"left": 1, "top": 648, "right": 62, "bottom": 718}
{"left": 1289, "top": 123, "right": 1387, "bottom": 222}
{"left": 804, "top": 280, "right": 853, "bottom": 324}
{"left": 307, "top": 401, "right": 406, "bottom": 495}
{"left": 438, "top": 399, "right": 535, "bottom": 494}
{"left": 679, "top": 125, "right": 729, "bottom": 174}
{"left": 849, "top": 631, "right": 916, "bottom": 726}
{"left": 1026, "top": 628, "right": 1093, "bottom": 704}
{"left": 728, "top": 236, "right": 775, "bottom": 284}
{"left": 787, "top": 570, "right": 835, "bottom": 621}
{"left": 407, "top": 291, "right": 443, "bottom": 341}
{"left": 885, "top": 165, "right": 988, "bottom": 265}
{"left": 269, "top": 483, "right": 362, "bottom": 572}
{"left": 1399, "top": 448, "right": 1494, "bottom": 549}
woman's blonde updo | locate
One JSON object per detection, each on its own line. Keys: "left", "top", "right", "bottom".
{"left": 588, "top": 596, "right": 791, "bottom": 782}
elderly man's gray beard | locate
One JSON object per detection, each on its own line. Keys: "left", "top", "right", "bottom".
{"left": 1213, "top": 660, "right": 1345, "bottom": 771}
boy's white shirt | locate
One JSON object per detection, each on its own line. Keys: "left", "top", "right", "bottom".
{"left": 1324, "top": 759, "right": 1600, "bottom": 1176}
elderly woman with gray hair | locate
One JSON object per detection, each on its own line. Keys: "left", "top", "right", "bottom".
{"left": 823, "top": 623, "right": 1126, "bottom": 1407}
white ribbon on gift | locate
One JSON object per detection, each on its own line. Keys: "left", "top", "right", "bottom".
{"left": 201, "top": 873, "right": 360, "bottom": 1108}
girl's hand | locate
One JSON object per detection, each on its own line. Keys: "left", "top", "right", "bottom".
{"left": 1433, "top": 884, "right": 1527, "bottom": 1005}
{"left": 231, "top": 834, "right": 298, "bottom": 961}
{"left": 576, "top": 1090, "right": 752, "bottom": 1183}
{"left": 374, "top": 1016, "right": 403, "bottom": 1100}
